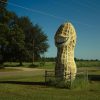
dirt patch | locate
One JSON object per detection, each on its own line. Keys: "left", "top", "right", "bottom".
{"left": 0, "top": 67, "right": 45, "bottom": 77}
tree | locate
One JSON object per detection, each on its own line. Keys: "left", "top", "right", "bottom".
{"left": 0, "top": 23, "right": 9, "bottom": 64}
{"left": 17, "top": 17, "right": 49, "bottom": 62}
{"left": 32, "top": 24, "right": 49, "bottom": 60}
{"left": 8, "top": 24, "right": 26, "bottom": 65}
{"left": 0, "top": 0, "right": 49, "bottom": 64}
{"left": 0, "top": 1, "right": 26, "bottom": 65}
{"left": 0, "top": 0, "right": 8, "bottom": 23}
{"left": 0, "top": 0, "right": 7, "bottom": 8}
{"left": 0, "top": 23, "right": 26, "bottom": 65}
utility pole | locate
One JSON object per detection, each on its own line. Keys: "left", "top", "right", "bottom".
{"left": 32, "top": 39, "right": 34, "bottom": 65}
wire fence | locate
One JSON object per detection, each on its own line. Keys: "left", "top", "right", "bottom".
{"left": 45, "top": 70, "right": 88, "bottom": 89}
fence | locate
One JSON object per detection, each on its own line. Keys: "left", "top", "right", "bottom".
{"left": 45, "top": 70, "right": 88, "bottom": 88}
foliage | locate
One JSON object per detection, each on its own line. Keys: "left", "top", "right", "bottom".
{"left": 0, "top": 0, "right": 7, "bottom": 8}
{"left": 17, "top": 17, "right": 49, "bottom": 61}
{"left": 0, "top": 0, "right": 49, "bottom": 65}
{"left": 7, "top": 24, "right": 26, "bottom": 65}
{"left": 0, "top": 24, "right": 9, "bottom": 64}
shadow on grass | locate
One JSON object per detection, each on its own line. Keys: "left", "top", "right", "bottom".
{"left": 88, "top": 75, "right": 100, "bottom": 81}
{"left": 3, "top": 64, "right": 22, "bottom": 67}
{"left": 28, "top": 64, "right": 39, "bottom": 68}
{"left": 0, "top": 81, "right": 45, "bottom": 86}
{"left": 3, "top": 63, "right": 39, "bottom": 68}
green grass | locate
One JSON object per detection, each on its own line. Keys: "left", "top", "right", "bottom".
{"left": 76, "top": 61, "right": 100, "bottom": 67}
{"left": 0, "top": 82, "right": 99, "bottom": 100}
{"left": 0, "top": 67, "right": 100, "bottom": 100}
{"left": 0, "top": 61, "right": 100, "bottom": 99}
{"left": 0, "top": 77, "right": 100, "bottom": 100}
{"left": 1, "top": 62, "right": 55, "bottom": 69}
{"left": 1, "top": 61, "right": 100, "bottom": 69}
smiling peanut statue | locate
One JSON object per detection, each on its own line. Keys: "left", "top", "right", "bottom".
{"left": 54, "top": 22, "right": 77, "bottom": 82}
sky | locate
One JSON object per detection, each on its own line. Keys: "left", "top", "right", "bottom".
{"left": 7, "top": 0, "right": 100, "bottom": 60}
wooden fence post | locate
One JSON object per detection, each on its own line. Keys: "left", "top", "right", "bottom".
{"left": 45, "top": 70, "right": 47, "bottom": 85}
{"left": 86, "top": 70, "right": 88, "bottom": 82}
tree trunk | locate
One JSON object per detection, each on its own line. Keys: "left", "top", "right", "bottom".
{"left": 19, "top": 59, "right": 23, "bottom": 66}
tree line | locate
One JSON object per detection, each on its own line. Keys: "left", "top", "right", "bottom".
{"left": 0, "top": 0, "right": 49, "bottom": 65}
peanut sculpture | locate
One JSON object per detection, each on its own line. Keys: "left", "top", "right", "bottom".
{"left": 54, "top": 22, "right": 77, "bottom": 82}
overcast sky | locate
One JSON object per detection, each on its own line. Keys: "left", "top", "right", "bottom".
{"left": 8, "top": 0, "right": 100, "bottom": 59}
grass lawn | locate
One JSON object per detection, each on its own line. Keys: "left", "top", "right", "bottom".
{"left": 0, "top": 76, "right": 100, "bottom": 100}
{"left": 1, "top": 62, "right": 55, "bottom": 69}
{"left": 0, "top": 81, "right": 100, "bottom": 100}
{"left": 0, "top": 67, "right": 100, "bottom": 100}
{"left": 2, "top": 61, "right": 100, "bottom": 69}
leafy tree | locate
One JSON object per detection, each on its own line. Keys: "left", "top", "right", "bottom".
{"left": 32, "top": 24, "right": 49, "bottom": 60}
{"left": 0, "top": 23, "right": 26, "bottom": 65}
{"left": 0, "top": 0, "right": 7, "bottom": 23}
{"left": 0, "top": 0, "right": 7, "bottom": 8}
{"left": 16, "top": 17, "right": 34, "bottom": 61}
{"left": 0, "top": 0, "right": 49, "bottom": 65}
{"left": 17, "top": 17, "right": 49, "bottom": 62}
{"left": 0, "top": 23, "right": 9, "bottom": 64}
{"left": 8, "top": 24, "right": 26, "bottom": 65}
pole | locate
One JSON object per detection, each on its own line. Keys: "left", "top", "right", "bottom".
{"left": 45, "top": 70, "right": 47, "bottom": 85}
{"left": 32, "top": 40, "right": 34, "bottom": 65}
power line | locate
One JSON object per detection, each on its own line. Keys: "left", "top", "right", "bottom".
{"left": 70, "top": 0, "right": 100, "bottom": 13}
{"left": 0, "top": 0, "right": 97, "bottom": 28}
{"left": 8, "top": 2, "right": 67, "bottom": 21}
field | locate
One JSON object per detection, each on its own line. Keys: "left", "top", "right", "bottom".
{"left": 0, "top": 61, "right": 100, "bottom": 100}
{"left": 1, "top": 60, "right": 100, "bottom": 68}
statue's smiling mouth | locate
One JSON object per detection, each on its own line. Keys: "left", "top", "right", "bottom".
{"left": 56, "top": 40, "right": 67, "bottom": 45}
{"left": 56, "top": 37, "right": 68, "bottom": 45}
